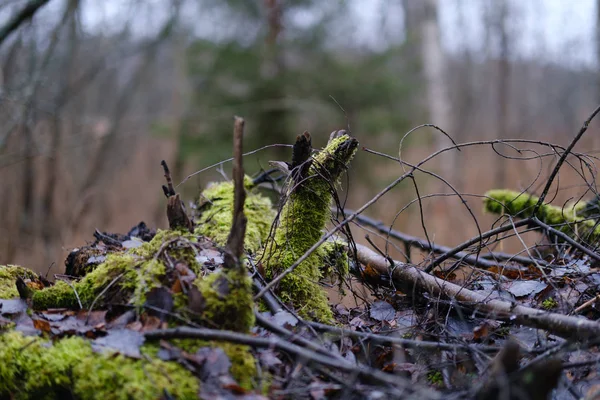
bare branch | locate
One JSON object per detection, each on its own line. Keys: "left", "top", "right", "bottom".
{"left": 224, "top": 116, "right": 247, "bottom": 270}
{"left": 0, "top": 0, "right": 51, "bottom": 47}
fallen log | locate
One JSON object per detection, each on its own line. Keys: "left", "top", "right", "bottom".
{"left": 354, "top": 243, "right": 600, "bottom": 341}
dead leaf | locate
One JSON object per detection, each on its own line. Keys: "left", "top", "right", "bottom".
{"left": 0, "top": 299, "right": 28, "bottom": 315}
{"left": 370, "top": 301, "right": 395, "bottom": 322}
{"left": 32, "top": 318, "right": 51, "bottom": 333}
{"left": 92, "top": 328, "right": 145, "bottom": 358}
{"left": 144, "top": 287, "right": 173, "bottom": 320}
{"left": 504, "top": 280, "right": 547, "bottom": 298}
{"left": 270, "top": 310, "right": 298, "bottom": 327}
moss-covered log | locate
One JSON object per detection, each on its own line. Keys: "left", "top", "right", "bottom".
{"left": 194, "top": 176, "right": 276, "bottom": 253}
{"left": 484, "top": 189, "right": 600, "bottom": 243}
{"left": 260, "top": 133, "right": 358, "bottom": 321}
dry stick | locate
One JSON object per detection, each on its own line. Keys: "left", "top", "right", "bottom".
{"left": 572, "top": 294, "right": 600, "bottom": 315}
{"left": 533, "top": 104, "right": 600, "bottom": 214}
{"left": 355, "top": 243, "right": 600, "bottom": 340}
{"left": 425, "top": 219, "right": 533, "bottom": 273}
{"left": 161, "top": 160, "right": 193, "bottom": 232}
{"left": 306, "top": 320, "right": 507, "bottom": 354}
{"left": 254, "top": 312, "right": 346, "bottom": 361}
{"left": 223, "top": 116, "right": 247, "bottom": 270}
{"left": 347, "top": 209, "right": 547, "bottom": 269}
{"left": 144, "top": 327, "right": 440, "bottom": 398}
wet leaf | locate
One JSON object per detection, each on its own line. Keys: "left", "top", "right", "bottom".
{"left": 270, "top": 310, "right": 298, "bottom": 327}
{"left": 192, "top": 347, "right": 231, "bottom": 379}
{"left": 76, "top": 310, "right": 107, "bottom": 327}
{"left": 504, "top": 280, "right": 547, "bottom": 298}
{"left": 473, "top": 320, "right": 502, "bottom": 341}
{"left": 121, "top": 239, "right": 143, "bottom": 249}
{"left": 144, "top": 287, "right": 173, "bottom": 320}
{"left": 349, "top": 316, "right": 365, "bottom": 327}
{"left": 259, "top": 349, "right": 282, "bottom": 368}
{"left": 0, "top": 299, "right": 28, "bottom": 315}
{"left": 141, "top": 314, "right": 166, "bottom": 331}
{"left": 87, "top": 255, "right": 106, "bottom": 264}
{"left": 92, "top": 328, "right": 145, "bottom": 358}
{"left": 334, "top": 304, "right": 349, "bottom": 316}
{"left": 42, "top": 313, "right": 68, "bottom": 322}
{"left": 370, "top": 301, "right": 395, "bottom": 322}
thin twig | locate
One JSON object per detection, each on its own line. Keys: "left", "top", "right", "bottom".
{"left": 144, "top": 327, "right": 440, "bottom": 398}
{"left": 86, "top": 272, "right": 124, "bottom": 323}
{"left": 55, "top": 276, "right": 82, "bottom": 310}
{"left": 533, "top": 105, "right": 600, "bottom": 213}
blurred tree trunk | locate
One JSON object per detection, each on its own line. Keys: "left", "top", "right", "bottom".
{"left": 403, "top": 0, "right": 453, "bottom": 184}
{"left": 450, "top": 0, "right": 474, "bottom": 191}
{"left": 254, "top": 0, "right": 288, "bottom": 156}
{"left": 42, "top": 0, "right": 80, "bottom": 250}
{"left": 493, "top": 0, "right": 510, "bottom": 188}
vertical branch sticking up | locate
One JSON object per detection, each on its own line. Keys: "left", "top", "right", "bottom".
{"left": 224, "top": 116, "right": 248, "bottom": 270}
{"left": 161, "top": 160, "right": 193, "bottom": 232}
{"left": 289, "top": 131, "right": 312, "bottom": 182}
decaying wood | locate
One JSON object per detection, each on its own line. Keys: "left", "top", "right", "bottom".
{"left": 354, "top": 243, "right": 600, "bottom": 340}
{"left": 224, "top": 116, "right": 248, "bottom": 270}
{"left": 289, "top": 131, "right": 312, "bottom": 182}
{"left": 161, "top": 160, "right": 193, "bottom": 232}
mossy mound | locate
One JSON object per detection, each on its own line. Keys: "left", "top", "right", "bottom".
{"left": 195, "top": 176, "right": 276, "bottom": 253}
{"left": 32, "top": 229, "right": 199, "bottom": 311}
{"left": 0, "top": 265, "right": 42, "bottom": 299}
{"left": 31, "top": 229, "right": 255, "bottom": 333}
{"left": 0, "top": 331, "right": 199, "bottom": 399}
{"left": 484, "top": 189, "right": 600, "bottom": 243}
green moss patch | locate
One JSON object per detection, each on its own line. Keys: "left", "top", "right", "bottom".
{"left": 0, "top": 331, "right": 199, "bottom": 399}
{"left": 484, "top": 189, "right": 600, "bottom": 243}
{"left": 195, "top": 176, "right": 276, "bottom": 253}
{"left": 0, "top": 265, "right": 40, "bottom": 299}
{"left": 193, "top": 270, "right": 255, "bottom": 332}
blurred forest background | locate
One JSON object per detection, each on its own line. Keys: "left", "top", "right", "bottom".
{"left": 1, "top": 0, "right": 600, "bottom": 274}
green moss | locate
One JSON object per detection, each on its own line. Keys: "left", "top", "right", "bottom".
{"left": 194, "top": 269, "right": 255, "bottom": 332}
{"left": 0, "top": 265, "right": 39, "bottom": 299}
{"left": 32, "top": 253, "right": 149, "bottom": 310}
{"left": 32, "top": 229, "right": 204, "bottom": 311}
{"left": 0, "top": 331, "right": 198, "bottom": 399}
{"left": 427, "top": 370, "right": 443, "bottom": 387}
{"left": 484, "top": 189, "right": 600, "bottom": 243}
{"left": 318, "top": 239, "right": 349, "bottom": 280}
{"left": 195, "top": 176, "right": 276, "bottom": 253}
{"left": 31, "top": 229, "right": 256, "bottom": 333}
{"left": 542, "top": 297, "right": 558, "bottom": 310}
{"left": 261, "top": 134, "right": 358, "bottom": 322}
